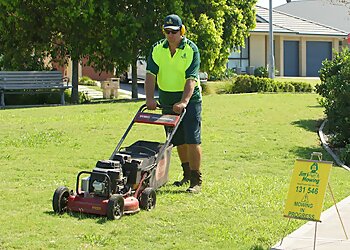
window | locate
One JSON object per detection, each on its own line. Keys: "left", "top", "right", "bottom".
{"left": 227, "top": 38, "right": 249, "bottom": 72}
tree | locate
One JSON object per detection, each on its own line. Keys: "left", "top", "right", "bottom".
{"left": 0, "top": 0, "right": 133, "bottom": 103}
{"left": 0, "top": 0, "right": 257, "bottom": 100}
{"left": 45, "top": 1, "right": 138, "bottom": 103}
{"left": 0, "top": 1, "right": 51, "bottom": 71}
{"left": 93, "top": 0, "right": 183, "bottom": 98}
{"left": 183, "top": 0, "right": 257, "bottom": 75}
{"left": 0, "top": 0, "right": 182, "bottom": 99}
{"left": 83, "top": 0, "right": 256, "bottom": 96}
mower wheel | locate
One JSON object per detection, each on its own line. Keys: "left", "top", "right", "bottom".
{"left": 53, "top": 186, "right": 69, "bottom": 214}
{"left": 139, "top": 187, "right": 156, "bottom": 211}
{"left": 107, "top": 194, "right": 124, "bottom": 220}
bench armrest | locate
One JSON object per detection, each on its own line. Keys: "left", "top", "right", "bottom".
{"left": 62, "top": 76, "right": 70, "bottom": 85}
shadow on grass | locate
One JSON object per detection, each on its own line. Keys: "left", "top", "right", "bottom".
{"left": 290, "top": 146, "right": 332, "bottom": 161}
{"left": 307, "top": 105, "right": 322, "bottom": 109}
{"left": 249, "top": 245, "right": 264, "bottom": 250}
{"left": 157, "top": 189, "right": 188, "bottom": 194}
{"left": 291, "top": 119, "right": 323, "bottom": 133}
{"left": 44, "top": 210, "right": 110, "bottom": 224}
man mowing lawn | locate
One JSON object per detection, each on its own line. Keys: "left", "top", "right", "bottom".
{"left": 145, "top": 14, "right": 203, "bottom": 193}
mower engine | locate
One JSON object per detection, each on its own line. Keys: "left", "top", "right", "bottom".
{"left": 83, "top": 160, "right": 127, "bottom": 197}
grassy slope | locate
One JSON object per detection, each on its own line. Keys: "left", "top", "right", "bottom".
{"left": 0, "top": 93, "right": 349, "bottom": 249}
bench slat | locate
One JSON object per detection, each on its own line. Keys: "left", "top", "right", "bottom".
{"left": 0, "top": 75, "right": 63, "bottom": 78}
{"left": 0, "top": 80, "right": 63, "bottom": 86}
{"left": 1, "top": 85, "right": 70, "bottom": 90}
{"left": 0, "top": 71, "right": 62, "bottom": 75}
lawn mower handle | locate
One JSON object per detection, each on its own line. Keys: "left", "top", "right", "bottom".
{"left": 110, "top": 104, "right": 186, "bottom": 160}
{"left": 139, "top": 103, "right": 176, "bottom": 113}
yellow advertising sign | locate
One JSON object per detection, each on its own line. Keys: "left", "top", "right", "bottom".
{"left": 284, "top": 159, "right": 332, "bottom": 222}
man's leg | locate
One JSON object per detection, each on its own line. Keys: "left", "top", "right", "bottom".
{"left": 173, "top": 144, "right": 191, "bottom": 186}
{"left": 188, "top": 144, "right": 201, "bottom": 170}
{"left": 187, "top": 144, "right": 202, "bottom": 193}
{"left": 177, "top": 144, "right": 188, "bottom": 163}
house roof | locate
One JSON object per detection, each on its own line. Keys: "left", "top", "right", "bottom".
{"left": 275, "top": 0, "right": 350, "bottom": 33}
{"left": 253, "top": 5, "right": 348, "bottom": 37}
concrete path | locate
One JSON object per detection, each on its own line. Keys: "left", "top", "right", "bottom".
{"left": 78, "top": 85, "right": 103, "bottom": 99}
{"left": 271, "top": 194, "right": 350, "bottom": 250}
{"left": 78, "top": 83, "right": 157, "bottom": 100}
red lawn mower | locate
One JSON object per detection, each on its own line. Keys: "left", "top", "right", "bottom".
{"left": 52, "top": 104, "right": 184, "bottom": 220}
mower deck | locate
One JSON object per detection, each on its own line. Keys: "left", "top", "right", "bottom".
{"left": 67, "top": 194, "right": 140, "bottom": 215}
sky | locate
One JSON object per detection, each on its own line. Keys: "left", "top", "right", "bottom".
{"left": 257, "top": 0, "right": 291, "bottom": 8}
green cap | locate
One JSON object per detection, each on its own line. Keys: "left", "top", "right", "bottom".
{"left": 163, "top": 14, "right": 182, "bottom": 30}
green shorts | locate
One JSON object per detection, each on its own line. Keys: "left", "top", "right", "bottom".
{"left": 164, "top": 101, "right": 202, "bottom": 146}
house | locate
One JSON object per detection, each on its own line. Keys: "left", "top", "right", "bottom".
{"left": 228, "top": 5, "right": 348, "bottom": 77}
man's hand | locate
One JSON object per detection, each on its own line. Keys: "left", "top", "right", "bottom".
{"left": 146, "top": 98, "right": 158, "bottom": 110}
{"left": 173, "top": 101, "right": 187, "bottom": 114}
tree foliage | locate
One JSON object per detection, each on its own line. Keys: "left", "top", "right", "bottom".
{"left": 0, "top": 0, "right": 257, "bottom": 100}
{"left": 316, "top": 48, "right": 350, "bottom": 147}
{"left": 0, "top": 1, "right": 51, "bottom": 70}
{"left": 183, "top": 0, "right": 256, "bottom": 75}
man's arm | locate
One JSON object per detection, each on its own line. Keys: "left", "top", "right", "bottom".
{"left": 145, "top": 72, "right": 157, "bottom": 110}
{"left": 173, "top": 79, "right": 196, "bottom": 114}
{"left": 173, "top": 42, "right": 200, "bottom": 114}
{"left": 145, "top": 43, "right": 159, "bottom": 110}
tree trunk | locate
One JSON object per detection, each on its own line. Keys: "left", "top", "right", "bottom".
{"left": 71, "top": 59, "right": 79, "bottom": 104}
{"left": 131, "top": 59, "right": 138, "bottom": 99}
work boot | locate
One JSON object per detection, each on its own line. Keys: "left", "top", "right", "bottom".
{"left": 186, "top": 170, "right": 202, "bottom": 193}
{"left": 173, "top": 162, "right": 191, "bottom": 187}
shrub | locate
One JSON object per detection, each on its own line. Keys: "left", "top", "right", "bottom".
{"left": 79, "top": 76, "right": 96, "bottom": 86}
{"left": 231, "top": 75, "right": 257, "bottom": 93}
{"left": 200, "top": 83, "right": 215, "bottom": 95}
{"left": 223, "top": 75, "right": 312, "bottom": 94}
{"left": 254, "top": 66, "right": 268, "bottom": 77}
{"left": 282, "top": 82, "right": 295, "bottom": 92}
{"left": 65, "top": 89, "right": 91, "bottom": 104}
{"left": 340, "top": 143, "right": 350, "bottom": 165}
{"left": 220, "top": 82, "right": 234, "bottom": 94}
{"left": 274, "top": 81, "right": 295, "bottom": 92}
{"left": 3, "top": 89, "right": 90, "bottom": 106}
{"left": 289, "top": 81, "right": 313, "bottom": 92}
{"left": 254, "top": 66, "right": 280, "bottom": 78}
{"left": 316, "top": 48, "right": 350, "bottom": 147}
{"left": 208, "top": 68, "right": 237, "bottom": 81}
{"left": 4, "top": 91, "right": 63, "bottom": 105}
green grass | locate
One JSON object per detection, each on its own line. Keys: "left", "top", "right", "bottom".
{"left": 1, "top": 93, "right": 349, "bottom": 249}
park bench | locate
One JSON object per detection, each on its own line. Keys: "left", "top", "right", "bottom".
{"left": 0, "top": 71, "right": 71, "bottom": 108}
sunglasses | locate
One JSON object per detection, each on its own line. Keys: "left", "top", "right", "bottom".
{"left": 164, "top": 29, "right": 179, "bottom": 34}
